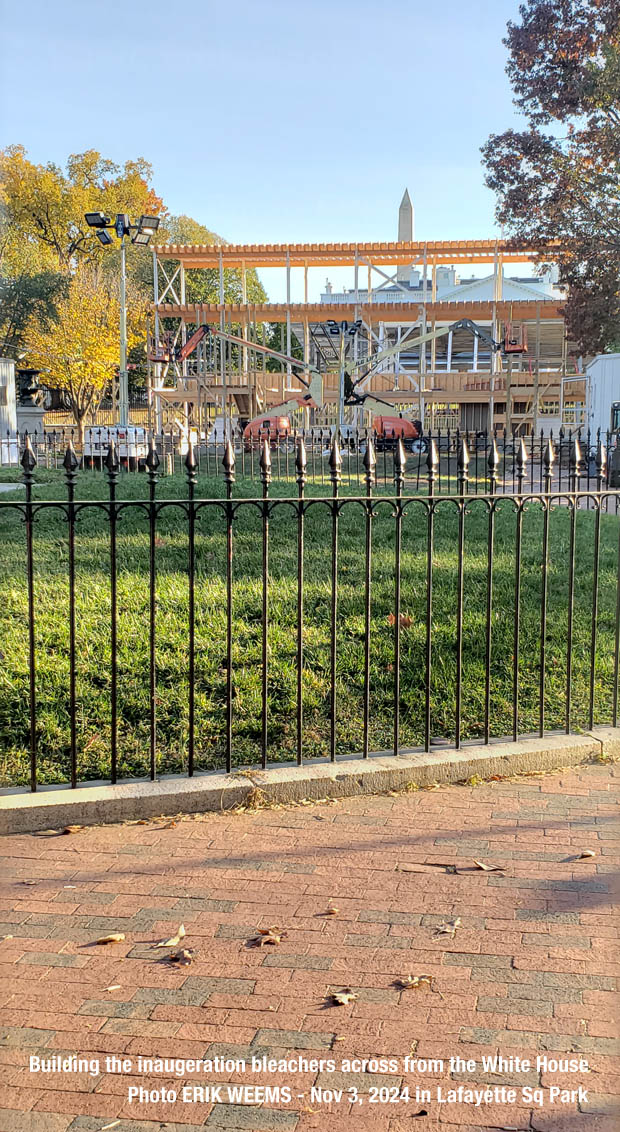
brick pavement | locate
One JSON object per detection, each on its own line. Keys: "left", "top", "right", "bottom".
{"left": 0, "top": 763, "right": 618, "bottom": 1132}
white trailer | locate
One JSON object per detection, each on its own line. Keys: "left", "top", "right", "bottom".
{"left": 83, "top": 425, "right": 148, "bottom": 469}
{"left": 585, "top": 354, "right": 620, "bottom": 437}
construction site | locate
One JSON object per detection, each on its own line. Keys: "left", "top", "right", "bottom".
{"left": 148, "top": 191, "right": 586, "bottom": 439}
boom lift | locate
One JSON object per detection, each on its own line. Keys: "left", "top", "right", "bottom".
{"left": 151, "top": 318, "right": 505, "bottom": 431}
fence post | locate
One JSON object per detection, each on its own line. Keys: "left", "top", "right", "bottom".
{"left": 63, "top": 440, "right": 79, "bottom": 788}
{"left": 223, "top": 438, "right": 236, "bottom": 772}
{"left": 484, "top": 438, "right": 500, "bottom": 743}
{"left": 296, "top": 437, "right": 307, "bottom": 765}
{"left": 455, "top": 438, "right": 469, "bottom": 748}
{"left": 185, "top": 440, "right": 197, "bottom": 776}
{"left": 589, "top": 441, "right": 606, "bottom": 729}
{"left": 362, "top": 437, "right": 376, "bottom": 759}
{"left": 260, "top": 439, "right": 272, "bottom": 769}
{"left": 539, "top": 438, "right": 555, "bottom": 736}
{"left": 393, "top": 439, "right": 406, "bottom": 757}
{"left": 512, "top": 438, "right": 528, "bottom": 742}
{"left": 145, "top": 437, "right": 160, "bottom": 780}
{"left": 424, "top": 439, "right": 439, "bottom": 751}
{"left": 21, "top": 435, "right": 38, "bottom": 792}
{"left": 328, "top": 433, "right": 342, "bottom": 761}
{"left": 105, "top": 439, "right": 120, "bottom": 784}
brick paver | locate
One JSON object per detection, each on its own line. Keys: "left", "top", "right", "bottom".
{"left": 0, "top": 763, "right": 618, "bottom": 1132}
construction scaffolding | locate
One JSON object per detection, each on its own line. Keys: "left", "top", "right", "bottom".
{"left": 149, "top": 237, "right": 585, "bottom": 438}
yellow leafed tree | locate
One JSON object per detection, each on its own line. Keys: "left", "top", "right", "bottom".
{"left": 26, "top": 268, "right": 143, "bottom": 443}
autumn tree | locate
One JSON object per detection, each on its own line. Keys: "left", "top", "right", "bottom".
{"left": 0, "top": 146, "right": 164, "bottom": 270}
{"left": 25, "top": 267, "right": 143, "bottom": 443}
{"left": 481, "top": 0, "right": 620, "bottom": 354}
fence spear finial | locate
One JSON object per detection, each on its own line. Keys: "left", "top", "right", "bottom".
{"left": 20, "top": 433, "right": 37, "bottom": 477}
{"left": 259, "top": 437, "right": 272, "bottom": 486}
{"left": 223, "top": 438, "right": 236, "bottom": 483}
{"left": 329, "top": 432, "right": 342, "bottom": 486}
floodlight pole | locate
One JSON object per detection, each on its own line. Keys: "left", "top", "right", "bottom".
{"left": 118, "top": 234, "right": 129, "bottom": 427}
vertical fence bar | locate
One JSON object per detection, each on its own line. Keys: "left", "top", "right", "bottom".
{"left": 393, "top": 440, "right": 406, "bottom": 757}
{"left": 539, "top": 438, "right": 554, "bottom": 737}
{"left": 329, "top": 435, "right": 342, "bottom": 761}
{"left": 105, "top": 441, "right": 120, "bottom": 784}
{"left": 512, "top": 439, "right": 527, "bottom": 742}
{"left": 146, "top": 438, "right": 160, "bottom": 780}
{"left": 185, "top": 442, "right": 197, "bottom": 776}
{"left": 424, "top": 440, "right": 438, "bottom": 752}
{"left": 455, "top": 439, "right": 469, "bottom": 748}
{"left": 260, "top": 440, "right": 271, "bottom": 769}
{"left": 613, "top": 517, "right": 620, "bottom": 728}
{"left": 63, "top": 442, "right": 79, "bottom": 788}
{"left": 363, "top": 439, "right": 376, "bottom": 758}
{"left": 588, "top": 444, "right": 605, "bottom": 730}
{"left": 21, "top": 436, "right": 38, "bottom": 791}
{"left": 296, "top": 438, "right": 306, "bottom": 765}
{"left": 484, "top": 440, "right": 499, "bottom": 744}
{"left": 565, "top": 438, "right": 581, "bottom": 732}
{"left": 223, "top": 440, "right": 235, "bottom": 772}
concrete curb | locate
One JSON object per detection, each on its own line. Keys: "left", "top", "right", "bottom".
{"left": 1, "top": 728, "right": 618, "bottom": 835}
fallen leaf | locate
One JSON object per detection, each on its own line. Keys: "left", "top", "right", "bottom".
{"left": 398, "top": 974, "right": 433, "bottom": 990}
{"left": 156, "top": 924, "right": 186, "bottom": 948}
{"left": 18, "top": 880, "right": 37, "bottom": 886}
{"left": 252, "top": 927, "right": 288, "bottom": 947}
{"left": 1, "top": 935, "right": 14, "bottom": 941}
{"left": 167, "top": 948, "right": 194, "bottom": 965}
{"left": 333, "top": 1035, "right": 345, "bottom": 1042}
{"left": 432, "top": 917, "right": 461, "bottom": 939}
{"left": 578, "top": 850, "right": 596, "bottom": 859}
{"left": 329, "top": 989, "right": 358, "bottom": 1006}
{"left": 387, "top": 612, "right": 413, "bottom": 628}
{"left": 62, "top": 825, "right": 84, "bottom": 835}
{"left": 101, "top": 1123, "right": 121, "bottom": 1131}
{"left": 473, "top": 860, "right": 504, "bottom": 872}
{"left": 411, "top": 1110, "right": 428, "bottom": 1118}
{"left": 105, "top": 985, "right": 122, "bottom": 992}
{"left": 95, "top": 934, "right": 125, "bottom": 944}
{"left": 63, "top": 885, "right": 77, "bottom": 889}
{"left": 325, "top": 907, "right": 339, "bottom": 916}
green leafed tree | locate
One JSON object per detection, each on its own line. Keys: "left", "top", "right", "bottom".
{"left": 160, "top": 214, "right": 267, "bottom": 304}
{"left": 481, "top": 0, "right": 620, "bottom": 354}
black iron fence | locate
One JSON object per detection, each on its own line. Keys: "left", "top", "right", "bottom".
{"left": 1, "top": 434, "right": 619, "bottom": 793}
{"left": 2, "top": 425, "right": 620, "bottom": 499}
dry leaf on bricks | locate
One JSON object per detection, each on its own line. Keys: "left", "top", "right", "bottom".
{"left": 329, "top": 989, "right": 359, "bottom": 1007}
{"left": 473, "top": 860, "right": 504, "bottom": 872}
{"left": 94, "top": 934, "right": 125, "bottom": 945}
{"left": 398, "top": 974, "right": 434, "bottom": 991}
{"left": 251, "top": 927, "right": 288, "bottom": 947}
{"left": 167, "top": 948, "right": 194, "bottom": 965}
{"left": 156, "top": 925, "right": 186, "bottom": 948}
{"left": 432, "top": 917, "right": 461, "bottom": 939}
{"left": 62, "top": 825, "right": 84, "bottom": 835}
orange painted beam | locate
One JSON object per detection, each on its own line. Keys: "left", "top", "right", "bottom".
{"left": 153, "top": 238, "right": 559, "bottom": 269}
{"left": 154, "top": 300, "right": 564, "bottom": 323}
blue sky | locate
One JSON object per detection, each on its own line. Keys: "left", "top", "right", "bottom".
{"left": 2, "top": 0, "right": 525, "bottom": 298}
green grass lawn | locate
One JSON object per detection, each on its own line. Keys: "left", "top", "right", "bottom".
{"left": 0, "top": 469, "right": 617, "bottom": 787}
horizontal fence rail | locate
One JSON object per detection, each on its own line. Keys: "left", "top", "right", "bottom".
{"left": 0, "top": 434, "right": 618, "bottom": 792}
{"left": 1, "top": 425, "right": 619, "bottom": 502}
